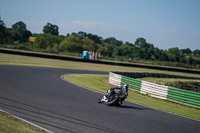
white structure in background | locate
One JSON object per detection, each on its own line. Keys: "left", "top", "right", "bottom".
{"left": 82, "top": 51, "right": 100, "bottom": 60}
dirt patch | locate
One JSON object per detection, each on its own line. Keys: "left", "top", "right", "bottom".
{"left": 103, "top": 79, "right": 110, "bottom": 84}
{"left": 169, "top": 82, "right": 200, "bottom": 93}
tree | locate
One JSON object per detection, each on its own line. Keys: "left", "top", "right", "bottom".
{"left": 193, "top": 49, "right": 200, "bottom": 56}
{"left": 82, "top": 38, "right": 95, "bottom": 51}
{"left": 0, "top": 17, "right": 7, "bottom": 44}
{"left": 34, "top": 34, "right": 62, "bottom": 49}
{"left": 78, "top": 31, "right": 87, "bottom": 37}
{"left": 0, "top": 16, "right": 5, "bottom": 26}
{"left": 186, "top": 56, "right": 193, "bottom": 65}
{"left": 105, "top": 44, "right": 115, "bottom": 57}
{"left": 96, "top": 44, "right": 107, "bottom": 56}
{"left": 179, "top": 57, "right": 186, "bottom": 64}
{"left": 118, "top": 44, "right": 133, "bottom": 58}
{"left": 11, "top": 21, "right": 32, "bottom": 42}
{"left": 98, "top": 43, "right": 116, "bottom": 57}
{"left": 152, "top": 47, "right": 161, "bottom": 60}
{"left": 104, "top": 37, "right": 123, "bottom": 46}
{"left": 12, "top": 21, "right": 26, "bottom": 31}
{"left": 134, "top": 38, "right": 146, "bottom": 48}
{"left": 125, "top": 41, "right": 134, "bottom": 46}
{"left": 43, "top": 23, "right": 59, "bottom": 35}
{"left": 133, "top": 38, "right": 156, "bottom": 60}
{"left": 71, "top": 32, "right": 78, "bottom": 36}
{"left": 168, "top": 47, "right": 180, "bottom": 62}
{"left": 59, "top": 36, "right": 83, "bottom": 53}
{"left": 87, "top": 33, "right": 102, "bottom": 44}
{"left": 167, "top": 53, "right": 176, "bottom": 62}
{"left": 180, "top": 48, "right": 192, "bottom": 55}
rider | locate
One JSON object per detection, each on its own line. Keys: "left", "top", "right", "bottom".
{"left": 99, "top": 84, "right": 129, "bottom": 103}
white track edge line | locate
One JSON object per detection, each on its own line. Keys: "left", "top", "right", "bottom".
{"left": 61, "top": 74, "right": 200, "bottom": 122}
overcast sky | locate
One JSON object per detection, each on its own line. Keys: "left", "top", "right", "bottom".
{"left": 0, "top": 0, "right": 200, "bottom": 50}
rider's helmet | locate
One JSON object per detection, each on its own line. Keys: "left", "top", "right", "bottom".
{"left": 123, "top": 84, "right": 129, "bottom": 89}
{"left": 122, "top": 84, "right": 129, "bottom": 96}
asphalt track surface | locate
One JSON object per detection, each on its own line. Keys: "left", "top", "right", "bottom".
{"left": 0, "top": 65, "right": 199, "bottom": 133}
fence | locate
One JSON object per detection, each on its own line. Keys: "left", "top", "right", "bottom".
{"left": 108, "top": 72, "right": 200, "bottom": 109}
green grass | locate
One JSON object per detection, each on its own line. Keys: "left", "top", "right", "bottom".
{"left": 1, "top": 52, "right": 200, "bottom": 78}
{"left": 64, "top": 74, "right": 200, "bottom": 120}
{"left": 1, "top": 47, "right": 200, "bottom": 72}
{"left": 0, "top": 112, "right": 46, "bottom": 133}
{"left": 65, "top": 74, "right": 114, "bottom": 93}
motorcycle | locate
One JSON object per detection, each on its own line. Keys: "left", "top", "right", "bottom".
{"left": 98, "top": 84, "right": 128, "bottom": 107}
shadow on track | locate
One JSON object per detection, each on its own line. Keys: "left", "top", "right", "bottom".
{"left": 119, "top": 105, "right": 151, "bottom": 110}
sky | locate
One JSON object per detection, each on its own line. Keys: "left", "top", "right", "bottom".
{"left": 0, "top": 0, "right": 200, "bottom": 50}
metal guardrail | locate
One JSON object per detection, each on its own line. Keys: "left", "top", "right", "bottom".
{"left": 167, "top": 87, "right": 200, "bottom": 108}
{"left": 109, "top": 72, "right": 200, "bottom": 109}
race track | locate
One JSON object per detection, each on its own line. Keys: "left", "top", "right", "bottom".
{"left": 0, "top": 65, "right": 199, "bottom": 133}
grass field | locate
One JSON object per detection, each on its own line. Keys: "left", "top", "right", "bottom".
{"left": 1, "top": 47, "right": 200, "bottom": 72}
{"left": 0, "top": 112, "right": 46, "bottom": 133}
{"left": 1, "top": 52, "right": 200, "bottom": 77}
{"left": 64, "top": 74, "right": 200, "bottom": 120}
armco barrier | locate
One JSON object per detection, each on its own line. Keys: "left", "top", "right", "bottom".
{"left": 108, "top": 72, "right": 122, "bottom": 86}
{"left": 141, "top": 81, "right": 168, "bottom": 100}
{"left": 108, "top": 72, "right": 200, "bottom": 109}
{"left": 167, "top": 87, "right": 200, "bottom": 109}
{"left": 121, "top": 76, "right": 141, "bottom": 92}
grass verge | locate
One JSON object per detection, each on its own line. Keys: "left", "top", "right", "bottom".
{"left": 1, "top": 47, "right": 200, "bottom": 72}
{"left": 64, "top": 74, "right": 200, "bottom": 120}
{"left": 1, "top": 53, "right": 200, "bottom": 77}
{"left": 0, "top": 111, "right": 46, "bottom": 133}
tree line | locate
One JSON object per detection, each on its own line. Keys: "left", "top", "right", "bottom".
{"left": 0, "top": 18, "right": 200, "bottom": 69}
